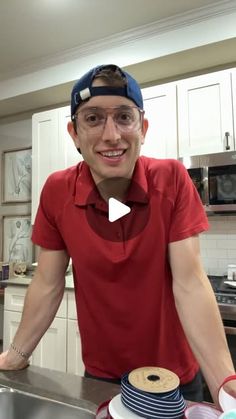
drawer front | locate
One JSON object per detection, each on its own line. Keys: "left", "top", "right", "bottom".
{"left": 4, "top": 286, "right": 27, "bottom": 312}
{"left": 4, "top": 285, "right": 67, "bottom": 318}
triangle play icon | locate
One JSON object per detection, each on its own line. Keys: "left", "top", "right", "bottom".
{"left": 108, "top": 197, "right": 131, "bottom": 222}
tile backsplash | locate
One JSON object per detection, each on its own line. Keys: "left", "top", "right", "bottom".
{"left": 200, "top": 215, "right": 236, "bottom": 276}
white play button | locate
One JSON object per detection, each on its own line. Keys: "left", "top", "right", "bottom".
{"left": 108, "top": 197, "right": 131, "bottom": 222}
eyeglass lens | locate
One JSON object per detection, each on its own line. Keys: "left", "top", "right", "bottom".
{"left": 75, "top": 106, "right": 143, "bottom": 133}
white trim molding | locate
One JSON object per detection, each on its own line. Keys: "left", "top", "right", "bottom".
{"left": 0, "top": 0, "right": 236, "bottom": 106}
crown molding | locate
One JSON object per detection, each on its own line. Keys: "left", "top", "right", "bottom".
{"left": 1, "top": 0, "right": 236, "bottom": 81}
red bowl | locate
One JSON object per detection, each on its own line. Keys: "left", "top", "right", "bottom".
{"left": 96, "top": 400, "right": 114, "bottom": 419}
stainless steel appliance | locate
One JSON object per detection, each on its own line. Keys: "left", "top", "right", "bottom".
{"left": 180, "top": 151, "right": 236, "bottom": 214}
{"left": 201, "top": 276, "right": 236, "bottom": 402}
{"left": 209, "top": 276, "right": 236, "bottom": 367}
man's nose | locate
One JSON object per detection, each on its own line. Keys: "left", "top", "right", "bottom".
{"left": 101, "top": 115, "right": 121, "bottom": 142}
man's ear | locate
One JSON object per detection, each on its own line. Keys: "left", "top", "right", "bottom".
{"left": 67, "top": 121, "right": 80, "bottom": 147}
{"left": 141, "top": 118, "right": 149, "bottom": 145}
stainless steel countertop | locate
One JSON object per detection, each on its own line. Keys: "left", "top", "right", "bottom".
{"left": 0, "top": 278, "right": 120, "bottom": 414}
{"left": 0, "top": 365, "right": 120, "bottom": 415}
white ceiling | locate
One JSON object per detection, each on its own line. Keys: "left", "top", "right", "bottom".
{"left": 0, "top": 0, "right": 224, "bottom": 79}
{"left": 0, "top": 0, "right": 235, "bottom": 119}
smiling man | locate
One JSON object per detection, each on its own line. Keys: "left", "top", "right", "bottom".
{"left": 68, "top": 65, "right": 148, "bottom": 201}
{"left": 0, "top": 64, "right": 235, "bottom": 407}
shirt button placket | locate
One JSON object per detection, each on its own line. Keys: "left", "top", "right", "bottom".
{"left": 116, "top": 231, "right": 121, "bottom": 240}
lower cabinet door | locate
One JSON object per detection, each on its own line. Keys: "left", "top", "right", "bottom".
{"left": 3, "top": 311, "right": 22, "bottom": 351}
{"left": 3, "top": 292, "right": 83, "bottom": 375}
{"left": 4, "top": 312, "right": 67, "bottom": 372}
{"left": 31, "top": 317, "right": 67, "bottom": 372}
{"left": 67, "top": 319, "right": 84, "bottom": 376}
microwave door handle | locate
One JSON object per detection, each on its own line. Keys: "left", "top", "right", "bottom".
{"left": 225, "top": 131, "right": 230, "bottom": 150}
{"left": 224, "top": 326, "right": 236, "bottom": 335}
{"left": 202, "top": 167, "right": 209, "bottom": 205}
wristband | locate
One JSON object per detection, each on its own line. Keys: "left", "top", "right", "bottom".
{"left": 181, "top": 374, "right": 236, "bottom": 418}
{"left": 220, "top": 375, "right": 236, "bottom": 388}
{"left": 10, "top": 343, "right": 30, "bottom": 360}
{"left": 218, "top": 374, "right": 236, "bottom": 415}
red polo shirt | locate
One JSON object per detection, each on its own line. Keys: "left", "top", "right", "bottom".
{"left": 32, "top": 156, "right": 209, "bottom": 383}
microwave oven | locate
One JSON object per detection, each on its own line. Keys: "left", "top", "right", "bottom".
{"left": 179, "top": 151, "right": 236, "bottom": 214}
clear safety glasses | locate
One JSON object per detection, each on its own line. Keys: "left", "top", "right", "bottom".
{"left": 72, "top": 105, "right": 144, "bottom": 135}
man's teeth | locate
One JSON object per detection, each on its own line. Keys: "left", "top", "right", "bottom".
{"left": 100, "top": 150, "right": 124, "bottom": 157}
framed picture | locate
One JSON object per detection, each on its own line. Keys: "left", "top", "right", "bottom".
{"left": 2, "top": 147, "right": 32, "bottom": 203}
{"left": 2, "top": 215, "right": 33, "bottom": 265}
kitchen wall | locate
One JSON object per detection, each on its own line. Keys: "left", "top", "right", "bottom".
{"left": 200, "top": 216, "right": 236, "bottom": 276}
{"left": 0, "top": 115, "right": 32, "bottom": 260}
{"left": 0, "top": 115, "right": 32, "bottom": 340}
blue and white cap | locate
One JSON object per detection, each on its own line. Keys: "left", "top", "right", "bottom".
{"left": 71, "top": 64, "right": 143, "bottom": 118}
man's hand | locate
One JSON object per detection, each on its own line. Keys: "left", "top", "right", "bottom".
{"left": 0, "top": 350, "right": 29, "bottom": 371}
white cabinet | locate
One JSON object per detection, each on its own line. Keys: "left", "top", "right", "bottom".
{"left": 3, "top": 285, "right": 68, "bottom": 372}
{"left": 3, "top": 311, "right": 22, "bottom": 351}
{"left": 177, "top": 70, "right": 235, "bottom": 157}
{"left": 58, "top": 106, "right": 81, "bottom": 169}
{"left": 4, "top": 285, "right": 26, "bottom": 312}
{"left": 232, "top": 69, "right": 236, "bottom": 136}
{"left": 32, "top": 109, "right": 59, "bottom": 224}
{"left": 67, "top": 292, "right": 84, "bottom": 376}
{"left": 31, "top": 290, "right": 68, "bottom": 371}
{"left": 67, "top": 320, "right": 84, "bottom": 376}
{"left": 141, "top": 83, "right": 178, "bottom": 159}
{"left": 3, "top": 285, "right": 84, "bottom": 375}
{"left": 31, "top": 317, "right": 67, "bottom": 371}
{"left": 4, "top": 284, "right": 67, "bottom": 317}
{"left": 32, "top": 106, "right": 82, "bottom": 224}
{"left": 4, "top": 311, "right": 67, "bottom": 372}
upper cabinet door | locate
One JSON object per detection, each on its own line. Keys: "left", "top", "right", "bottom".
{"left": 141, "top": 83, "right": 178, "bottom": 159}
{"left": 58, "top": 106, "right": 83, "bottom": 168}
{"left": 177, "top": 70, "right": 235, "bottom": 157}
{"left": 32, "top": 106, "right": 83, "bottom": 224}
{"left": 32, "top": 109, "right": 59, "bottom": 224}
{"left": 232, "top": 69, "right": 236, "bottom": 145}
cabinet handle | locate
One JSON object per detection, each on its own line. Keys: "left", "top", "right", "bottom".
{"left": 224, "top": 326, "right": 236, "bottom": 335}
{"left": 225, "top": 132, "right": 230, "bottom": 150}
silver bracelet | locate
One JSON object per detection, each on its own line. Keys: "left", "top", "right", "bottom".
{"left": 10, "top": 343, "right": 29, "bottom": 360}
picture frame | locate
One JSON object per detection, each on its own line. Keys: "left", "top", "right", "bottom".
{"left": 2, "top": 147, "right": 32, "bottom": 203}
{"left": 2, "top": 215, "right": 33, "bottom": 265}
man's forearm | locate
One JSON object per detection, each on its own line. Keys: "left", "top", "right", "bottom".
{"left": 174, "top": 276, "right": 234, "bottom": 405}
{"left": 4, "top": 274, "right": 65, "bottom": 369}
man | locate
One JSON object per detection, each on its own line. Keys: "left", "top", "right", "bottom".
{"left": 0, "top": 64, "right": 235, "bottom": 406}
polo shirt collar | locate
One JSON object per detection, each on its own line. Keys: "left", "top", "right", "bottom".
{"left": 74, "top": 158, "right": 149, "bottom": 206}
{"left": 127, "top": 157, "right": 148, "bottom": 204}
{"left": 74, "top": 163, "right": 97, "bottom": 206}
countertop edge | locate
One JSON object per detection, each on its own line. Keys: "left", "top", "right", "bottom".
{"left": 0, "top": 274, "right": 74, "bottom": 289}
{"left": 0, "top": 365, "right": 120, "bottom": 414}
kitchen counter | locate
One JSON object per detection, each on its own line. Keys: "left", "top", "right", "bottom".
{"left": 0, "top": 273, "right": 74, "bottom": 289}
{"left": 0, "top": 365, "right": 120, "bottom": 415}
{"left": 0, "top": 366, "right": 200, "bottom": 417}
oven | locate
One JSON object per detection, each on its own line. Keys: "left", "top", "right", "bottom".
{"left": 217, "top": 307, "right": 236, "bottom": 369}
{"left": 209, "top": 276, "right": 236, "bottom": 368}
{"left": 202, "top": 276, "right": 236, "bottom": 401}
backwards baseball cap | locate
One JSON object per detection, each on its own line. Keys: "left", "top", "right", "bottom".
{"left": 71, "top": 64, "right": 143, "bottom": 118}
